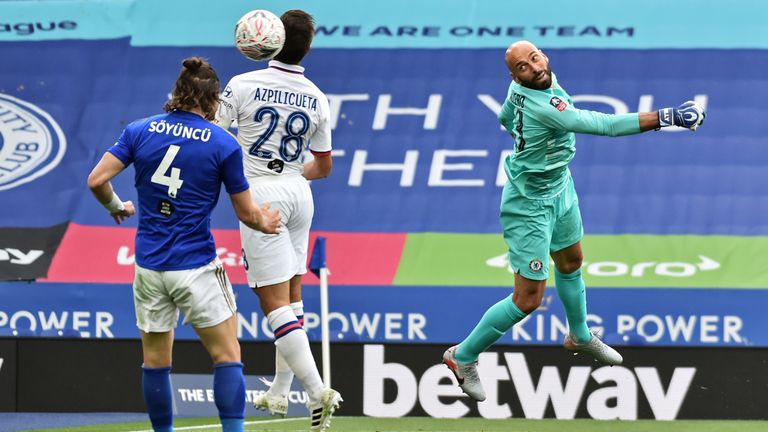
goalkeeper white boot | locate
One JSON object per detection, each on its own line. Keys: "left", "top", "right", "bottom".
{"left": 442, "top": 345, "right": 486, "bottom": 401}
{"left": 564, "top": 328, "right": 623, "bottom": 365}
{"left": 308, "top": 388, "right": 342, "bottom": 431}
{"left": 253, "top": 391, "right": 288, "bottom": 416}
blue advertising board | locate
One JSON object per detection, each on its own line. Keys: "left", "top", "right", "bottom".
{"left": 0, "top": 282, "right": 761, "bottom": 347}
{"left": 1, "top": 41, "right": 766, "bottom": 236}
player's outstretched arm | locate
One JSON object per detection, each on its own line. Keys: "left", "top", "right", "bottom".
{"left": 87, "top": 152, "right": 136, "bottom": 225}
{"left": 531, "top": 95, "right": 705, "bottom": 136}
{"left": 229, "top": 191, "right": 282, "bottom": 234}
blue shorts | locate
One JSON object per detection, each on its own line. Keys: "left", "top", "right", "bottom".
{"left": 499, "top": 175, "right": 583, "bottom": 280}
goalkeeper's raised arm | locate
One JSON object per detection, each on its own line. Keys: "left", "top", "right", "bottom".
{"left": 499, "top": 40, "right": 705, "bottom": 141}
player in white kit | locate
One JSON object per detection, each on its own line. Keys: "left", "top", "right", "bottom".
{"left": 216, "top": 9, "right": 341, "bottom": 432}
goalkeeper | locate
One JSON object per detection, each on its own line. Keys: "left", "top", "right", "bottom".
{"left": 443, "top": 40, "right": 705, "bottom": 401}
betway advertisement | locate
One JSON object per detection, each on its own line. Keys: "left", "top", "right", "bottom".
{"left": 355, "top": 344, "right": 767, "bottom": 420}
{"left": 1, "top": 1, "right": 767, "bottom": 347}
{"left": 8, "top": 338, "right": 766, "bottom": 419}
{"left": 0, "top": 339, "right": 16, "bottom": 411}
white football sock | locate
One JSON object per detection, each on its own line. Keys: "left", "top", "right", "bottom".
{"left": 268, "top": 301, "right": 303, "bottom": 396}
{"left": 268, "top": 305, "right": 324, "bottom": 404}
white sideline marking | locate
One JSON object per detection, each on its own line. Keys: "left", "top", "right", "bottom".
{"left": 0, "top": 358, "right": 3, "bottom": 371}
{"left": 127, "top": 417, "right": 301, "bottom": 432}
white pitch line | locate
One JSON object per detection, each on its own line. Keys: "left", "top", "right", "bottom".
{"left": 244, "top": 418, "right": 304, "bottom": 425}
{"left": 127, "top": 417, "right": 303, "bottom": 432}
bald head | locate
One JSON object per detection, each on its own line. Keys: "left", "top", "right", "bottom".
{"left": 504, "top": 40, "right": 552, "bottom": 90}
{"left": 505, "top": 40, "right": 539, "bottom": 70}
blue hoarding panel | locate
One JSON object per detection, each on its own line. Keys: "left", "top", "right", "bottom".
{"left": 0, "top": 282, "right": 761, "bottom": 347}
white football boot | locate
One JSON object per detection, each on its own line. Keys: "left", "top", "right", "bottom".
{"left": 308, "top": 388, "right": 342, "bottom": 431}
{"left": 253, "top": 391, "right": 289, "bottom": 416}
{"left": 564, "top": 328, "right": 623, "bottom": 365}
{"left": 442, "top": 345, "right": 486, "bottom": 401}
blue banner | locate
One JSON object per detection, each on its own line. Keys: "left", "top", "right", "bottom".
{"left": 0, "top": 282, "right": 761, "bottom": 347}
{"left": 1, "top": 40, "right": 766, "bottom": 236}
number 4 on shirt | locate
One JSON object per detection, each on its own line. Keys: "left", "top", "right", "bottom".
{"left": 151, "top": 145, "right": 184, "bottom": 198}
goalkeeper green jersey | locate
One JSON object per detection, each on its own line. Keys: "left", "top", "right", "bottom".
{"left": 498, "top": 73, "right": 641, "bottom": 199}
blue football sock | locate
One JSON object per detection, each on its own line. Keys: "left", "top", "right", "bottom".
{"left": 221, "top": 418, "right": 245, "bottom": 432}
{"left": 214, "top": 362, "right": 245, "bottom": 432}
{"left": 142, "top": 366, "right": 173, "bottom": 432}
{"left": 455, "top": 295, "right": 527, "bottom": 363}
{"left": 555, "top": 268, "right": 591, "bottom": 344}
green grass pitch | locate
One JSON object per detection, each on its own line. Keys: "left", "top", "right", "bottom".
{"left": 23, "top": 416, "right": 768, "bottom": 432}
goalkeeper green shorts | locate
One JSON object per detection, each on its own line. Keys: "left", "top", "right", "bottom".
{"left": 499, "top": 175, "right": 583, "bottom": 281}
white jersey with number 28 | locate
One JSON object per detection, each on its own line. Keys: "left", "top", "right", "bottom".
{"left": 216, "top": 60, "right": 332, "bottom": 179}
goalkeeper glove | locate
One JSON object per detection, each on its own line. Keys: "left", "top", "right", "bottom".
{"left": 658, "top": 101, "right": 706, "bottom": 131}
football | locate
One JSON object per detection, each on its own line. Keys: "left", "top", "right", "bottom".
{"left": 234, "top": 9, "right": 285, "bottom": 61}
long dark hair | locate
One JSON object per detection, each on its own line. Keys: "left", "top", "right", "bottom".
{"left": 163, "top": 57, "right": 220, "bottom": 120}
{"left": 274, "top": 10, "right": 315, "bottom": 65}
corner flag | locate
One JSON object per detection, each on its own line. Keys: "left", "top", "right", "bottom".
{"left": 309, "top": 235, "right": 332, "bottom": 386}
{"left": 309, "top": 236, "right": 327, "bottom": 277}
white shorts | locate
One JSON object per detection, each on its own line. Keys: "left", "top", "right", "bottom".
{"left": 133, "top": 258, "right": 237, "bottom": 332}
{"left": 241, "top": 175, "right": 314, "bottom": 287}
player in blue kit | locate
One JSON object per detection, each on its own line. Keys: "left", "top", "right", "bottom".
{"left": 87, "top": 57, "right": 281, "bottom": 432}
{"left": 443, "top": 41, "right": 706, "bottom": 401}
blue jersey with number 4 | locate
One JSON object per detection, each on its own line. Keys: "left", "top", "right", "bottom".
{"left": 108, "top": 110, "right": 249, "bottom": 270}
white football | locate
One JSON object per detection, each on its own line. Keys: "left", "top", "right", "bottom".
{"left": 234, "top": 9, "right": 285, "bottom": 61}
